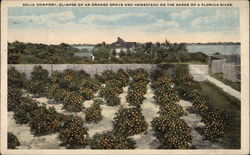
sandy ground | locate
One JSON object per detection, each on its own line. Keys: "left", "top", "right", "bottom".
{"left": 189, "top": 65, "right": 240, "bottom": 100}
{"left": 9, "top": 83, "right": 224, "bottom": 149}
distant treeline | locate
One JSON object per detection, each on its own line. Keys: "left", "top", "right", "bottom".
{"left": 186, "top": 42, "right": 240, "bottom": 46}
{"left": 8, "top": 40, "right": 208, "bottom": 64}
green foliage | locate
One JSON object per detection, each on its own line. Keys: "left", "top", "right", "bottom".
{"left": 150, "top": 67, "right": 167, "bottom": 81}
{"left": 158, "top": 103, "right": 187, "bottom": 118}
{"left": 26, "top": 66, "right": 50, "bottom": 95}
{"left": 62, "top": 91, "right": 85, "bottom": 112}
{"left": 171, "top": 64, "right": 231, "bottom": 141}
{"left": 151, "top": 116, "right": 192, "bottom": 149}
{"left": 8, "top": 88, "right": 23, "bottom": 111}
{"left": 151, "top": 76, "right": 179, "bottom": 106}
{"left": 26, "top": 80, "right": 50, "bottom": 95}
{"left": 128, "top": 68, "right": 149, "bottom": 82}
{"left": 8, "top": 67, "right": 26, "bottom": 89}
{"left": 59, "top": 115, "right": 89, "bottom": 148}
{"left": 78, "top": 87, "right": 94, "bottom": 100}
{"left": 8, "top": 39, "right": 192, "bottom": 64}
{"left": 13, "top": 98, "right": 40, "bottom": 124}
{"left": 117, "top": 69, "right": 130, "bottom": 87}
{"left": 30, "top": 66, "right": 49, "bottom": 81}
{"left": 92, "top": 45, "right": 111, "bottom": 60}
{"left": 106, "top": 95, "right": 121, "bottom": 106}
{"left": 113, "top": 107, "right": 148, "bottom": 136}
{"left": 8, "top": 132, "right": 20, "bottom": 149}
{"left": 85, "top": 103, "right": 103, "bottom": 123}
{"left": 8, "top": 42, "right": 78, "bottom": 64}
{"left": 97, "top": 70, "right": 117, "bottom": 83}
{"left": 126, "top": 89, "right": 145, "bottom": 107}
{"left": 90, "top": 131, "right": 136, "bottom": 149}
{"left": 189, "top": 52, "right": 208, "bottom": 63}
{"left": 8, "top": 41, "right": 26, "bottom": 64}
{"left": 29, "top": 106, "right": 64, "bottom": 136}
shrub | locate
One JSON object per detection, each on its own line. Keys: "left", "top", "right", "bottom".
{"left": 13, "top": 98, "right": 40, "bottom": 124}
{"left": 45, "top": 83, "right": 63, "bottom": 101}
{"left": 30, "top": 66, "right": 49, "bottom": 81}
{"left": 8, "top": 67, "right": 26, "bottom": 89}
{"left": 8, "top": 132, "right": 20, "bottom": 149}
{"left": 79, "top": 80, "right": 101, "bottom": 93}
{"left": 59, "top": 125, "right": 89, "bottom": 148}
{"left": 129, "top": 82, "right": 147, "bottom": 94}
{"left": 60, "top": 115, "right": 85, "bottom": 129}
{"left": 97, "top": 70, "right": 117, "bottom": 83}
{"left": 172, "top": 64, "right": 231, "bottom": 142}
{"left": 106, "top": 95, "right": 121, "bottom": 106}
{"left": 117, "top": 69, "right": 130, "bottom": 87}
{"left": 99, "top": 86, "right": 122, "bottom": 98}
{"left": 85, "top": 103, "right": 103, "bottom": 123}
{"left": 78, "top": 87, "right": 94, "bottom": 100}
{"left": 203, "top": 121, "right": 226, "bottom": 142}
{"left": 8, "top": 88, "right": 23, "bottom": 111}
{"left": 106, "top": 79, "right": 124, "bottom": 88}
{"left": 26, "top": 80, "right": 49, "bottom": 95}
{"left": 151, "top": 116, "right": 192, "bottom": 149}
{"left": 113, "top": 107, "right": 148, "bottom": 136}
{"left": 50, "top": 71, "right": 63, "bottom": 84}
{"left": 150, "top": 67, "right": 167, "bottom": 81}
{"left": 59, "top": 115, "right": 88, "bottom": 148}
{"left": 126, "top": 90, "right": 145, "bottom": 107}
{"left": 158, "top": 103, "right": 187, "bottom": 118}
{"left": 128, "top": 68, "right": 148, "bottom": 78}
{"left": 29, "top": 106, "right": 63, "bottom": 136}
{"left": 90, "top": 131, "right": 136, "bottom": 149}
{"left": 62, "top": 91, "right": 84, "bottom": 112}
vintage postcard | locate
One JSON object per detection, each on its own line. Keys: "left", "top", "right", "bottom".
{"left": 1, "top": 0, "right": 249, "bottom": 154}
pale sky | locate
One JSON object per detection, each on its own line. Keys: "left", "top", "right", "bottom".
{"left": 8, "top": 7, "right": 240, "bottom": 44}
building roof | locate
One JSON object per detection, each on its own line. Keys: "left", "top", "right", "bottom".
{"left": 111, "top": 37, "right": 136, "bottom": 48}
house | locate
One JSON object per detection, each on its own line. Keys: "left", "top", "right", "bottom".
{"left": 74, "top": 52, "right": 95, "bottom": 60}
{"left": 110, "top": 37, "right": 136, "bottom": 57}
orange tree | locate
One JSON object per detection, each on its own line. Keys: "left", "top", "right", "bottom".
{"left": 89, "top": 131, "right": 136, "bottom": 149}
{"left": 112, "top": 106, "right": 148, "bottom": 136}
{"left": 85, "top": 102, "right": 103, "bottom": 123}
{"left": 58, "top": 115, "right": 89, "bottom": 148}
{"left": 26, "top": 66, "right": 50, "bottom": 95}
{"left": 28, "top": 106, "right": 64, "bottom": 136}
{"left": 171, "top": 64, "right": 231, "bottom": 141}
{"left": 151, "top": 76, "right": 179, "bottom": 106}
{"left": 8, "top": 67, "right": 26, "bottom": 89}
{"left": 151, "top": 116, "right": 192, "bottom": 149}
{"left": 8, "top": 88, "right": 23, "bottom": 111}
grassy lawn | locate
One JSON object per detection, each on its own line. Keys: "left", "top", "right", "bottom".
{"left": 200, "top": 81, "right": 241, "bottom": 149}
{"left": 208, "top": 69, "right": 241, "bottom": 91}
